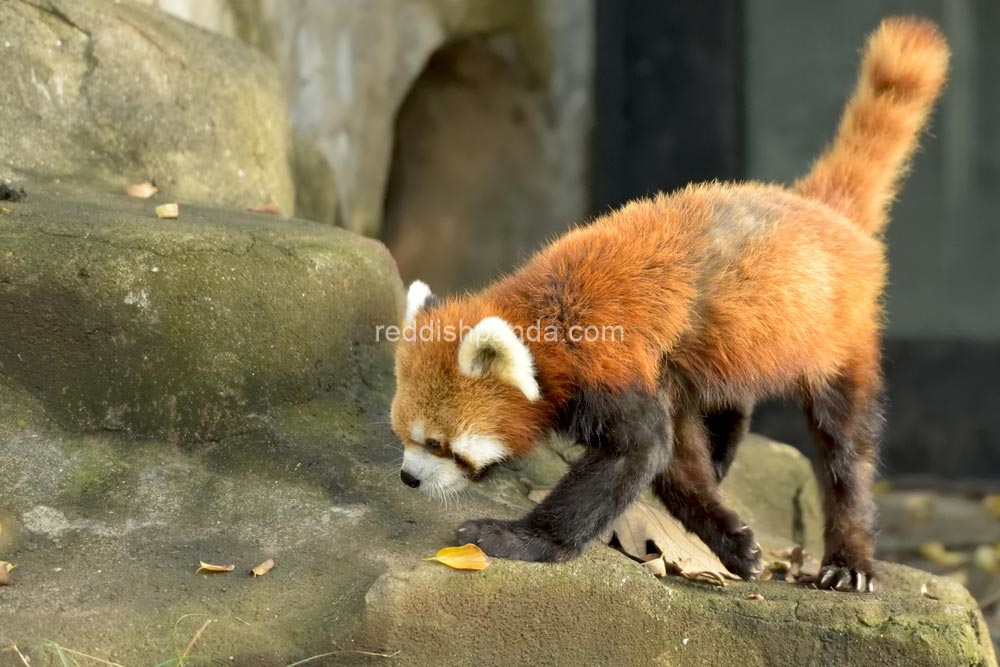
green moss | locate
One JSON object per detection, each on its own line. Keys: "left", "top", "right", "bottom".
{"left": 0, "top": 182, "right": 402, "bottom": 443}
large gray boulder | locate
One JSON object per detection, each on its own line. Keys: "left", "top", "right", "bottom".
{"left": 0, "top": 182, "right": 400, "bottom": 442}
{"left": 1, "top": 388, "right": 995, "bottom": 667}
{"left": 0, "top": 0, "right": 294, "bottom": 214}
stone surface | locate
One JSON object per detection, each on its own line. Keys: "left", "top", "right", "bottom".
{"left": 1, "top": 404, "right": 995, "bottom": 667}
{"left": 0, "top": 182, "right": 401, "bottom": 442}
{"left": 0, "top": 0, "right": 294, "bottom": 215}
{"left": 382, "top": 38, "right": 558, "bottom": 292}
{"left": 136, "top": 0, "right": 594, "bottom": 241}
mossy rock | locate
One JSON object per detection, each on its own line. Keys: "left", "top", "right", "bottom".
{"left": 0, "top": 182, "right": 401, "bottom": 442}
{"left": 0, "top": 0, "right": 294, "bottom": 213}
{"left": 1, "top": 394, "right": 994, "bottom": 667}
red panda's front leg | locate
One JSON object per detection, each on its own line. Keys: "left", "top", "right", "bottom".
{"left": 457, "top": 386, "right": 672, "bottom": 562}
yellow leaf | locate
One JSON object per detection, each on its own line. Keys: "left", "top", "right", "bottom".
{"left": 250, "top": 559, "right": 275, "bottom": 577}
{"left": 424, "top": 544, "right": 490, "bottom": 571}
{"left": 125, "top": 181, "right": 158, "bottom": 199}
{"left": 982, "top": 495, "right": 1000, "bottom": 520}
{"left": 155, "top": 202, "right": 179, "bottom": 219}
{"left": 972, "top": 545, "right": 998, "bottom": 573}
{"left": 918, "top": 541, "right": 968, "bottom": 568}
{"left": 196, "top": 561, "right": 235, "bottom": 574}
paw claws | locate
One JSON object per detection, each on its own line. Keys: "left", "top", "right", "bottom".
{"left": 817, "top": 564, "right": 875, "bottom": 593}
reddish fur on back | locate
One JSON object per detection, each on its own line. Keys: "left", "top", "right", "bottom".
{"left": 794, "top": 17, "right": 950, "bottom": 236}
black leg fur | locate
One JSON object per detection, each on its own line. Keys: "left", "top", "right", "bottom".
{"left": 704, "top": 402, "right": 752, "bottom": 482}
{"left": 804, "top": 370, "right": 883, "bottom": 593}
{"left": 652, "top": 403, "right": 764, "bottom": 580}
{"left": 457, "top": 385, "right": 672, "bottom": 561}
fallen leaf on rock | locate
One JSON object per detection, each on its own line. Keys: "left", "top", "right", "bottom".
{"left": 918, "top": 541, "right": 969, "bottom": 568}
{"left": 920, "top": 582, "right": 942, "bottom": 600}
{"left": 972, "top": 545, "right": 998, "bottom": 573}
{"left": 196, "top": 561, "right": 235, "bottom": 574}
{"left": 982, "top": 495, "right": 1000, "bottom": 520}
{"left": 247, "top": 202, "right": 282, "bottom": 216}
{"left": 250, "top": 559, "right": 275, "bottom": 577}
{"left": 746, "top": 593, "right": 765, "bottom": 600}
{"left": 125, "top": 181, "right": 158, "bottom": 199}
{"left": 528, "top": 483, "right": 737, "bottom": 582}
{"left": 903, "top": 493, "right": 933, "bottom": 524}
{"left": 155, "top": 202, "right": 179, "bottom": 219}
{"left": 641, "top": 555, "right": 667, "bottom": 578}
{"left": 615, "top": 497, "right": 739, "bottom": 582}
{"left": 424, "top": 544, "right": 490, "bottom": 571}
{"left": 0, "top": 561, "right": 14, "bottom": 586}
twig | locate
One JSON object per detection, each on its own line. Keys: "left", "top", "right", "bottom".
{"left": 50, "top": 645, "right": 125, "bottom": 667}
{"left": 7, "top": 643, "right": 30, "bottom": 667}
{"left": 285, "top": 649, "right": 401, "bottom": 666}
{"left": 116, "top": 14, "right": 181, "bottom": 62}
{"left": 179, "top": 619, "right": 212, "bottom": 662}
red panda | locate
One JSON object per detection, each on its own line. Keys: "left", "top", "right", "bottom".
{"left": 390, "top": 17, "right": 949, "bottom": 593}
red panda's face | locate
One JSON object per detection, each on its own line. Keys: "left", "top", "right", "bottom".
{"left": 391, "top": 283, "right": 547, "bottom": 499}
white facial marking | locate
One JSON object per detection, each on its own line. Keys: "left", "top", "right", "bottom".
{"left": 457, "top": 316, "right": 541, "bottom": 401}
{"left": 401, "top": 447, "right": 468, "bottom": 497}
{"left": 409, "top": 420, "right": 425, "bottom": 444}
{"left": 404, "top": 280, "right": 433, "bottom": 325}
{"left": 451, "top": 433, "right": 510, "bottom": 471}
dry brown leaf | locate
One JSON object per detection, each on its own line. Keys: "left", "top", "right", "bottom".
{"left": 746, "top": 592, "right": 765, "bottom": 600}
{"left": 155, "top": 202, "right": 179, "bottom": 219}
{"left": 250, "top": 559, "right": 275, "bottom": 577}
{"left": 0, "top": 561, "right": 14, "bottom": 586}
{"left": 612, "top": 496, "right": 739, "bottom": 582}
{"left": 528, "top": 484, "right": 737, "bottom": 582}
{"left": 247, "top": 202, "right": 282, "bottom": 216}
{"left": 424, "top": 543, "right": 490, "bottom": 571}
{"left": 125, "top": 181, "right": 158, "bottom": 199}
{"left": 641, "top": 555, "right": 667, "bottom": 578}
{"left": 196, "top": 561, "right": 235, "bottom": 574}
{"left": 918, "top": 541, "right": 969, "bottom": 568}
{"left": 920, "top": 582, "right": 942, "bottom": 600}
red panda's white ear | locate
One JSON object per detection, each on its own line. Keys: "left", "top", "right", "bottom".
{"left": 458, "top": 317, "right": 540, "bottom": 401}
{"left": 404, "top": 280, "right": 434, "bottom": 326}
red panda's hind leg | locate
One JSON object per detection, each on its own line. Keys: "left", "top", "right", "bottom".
{"left": 458, "top": 385, "right": 672, "bottom": 561}
{"left": 705, "top": 402, "right": 752, "bottom": 482}
{"left": 804, "top": 353, "right": 883, "bottom": 593}
{"left": 652, "top": 404, "right": 764, "bottom": 580}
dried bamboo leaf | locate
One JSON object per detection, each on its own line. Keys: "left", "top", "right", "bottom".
{"left": 196, "top": 561, "right": 235, "bottom": 574}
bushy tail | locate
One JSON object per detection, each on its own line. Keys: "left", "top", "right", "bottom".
{"left": 794, "top": 17, "right": 950, "bottom": 236}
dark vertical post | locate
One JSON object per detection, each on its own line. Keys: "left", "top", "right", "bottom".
{"left": 593, "top": 0, "right": 746, "bottom": 213}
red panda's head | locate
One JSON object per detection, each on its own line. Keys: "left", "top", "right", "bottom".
{"left": 390, "top": 281, "right": 549, "bottom": 499}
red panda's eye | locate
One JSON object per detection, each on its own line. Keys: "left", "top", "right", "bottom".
{"left": 425, "top": 438, "right": 442, "bottom": 451}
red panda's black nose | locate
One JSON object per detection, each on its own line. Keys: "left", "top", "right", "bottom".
{"left": 400, "top": 470, "right": 421, "bottom": 488}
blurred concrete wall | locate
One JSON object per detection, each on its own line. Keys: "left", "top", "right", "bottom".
{"left": 747, "top": 0, "right": 1000, "bottom": 340}
{"left": 138, "top": 0, "right": 593, "bottom": 254}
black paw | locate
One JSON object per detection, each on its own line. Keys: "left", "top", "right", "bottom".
{"left": 718, "top": 527, "right": 765, "bottom": 581}
{"left": 456, "top": 518, "right": 577, "bottom": 562}
{"left": 817, "top": 564, "right": 875, "bottom": 593}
